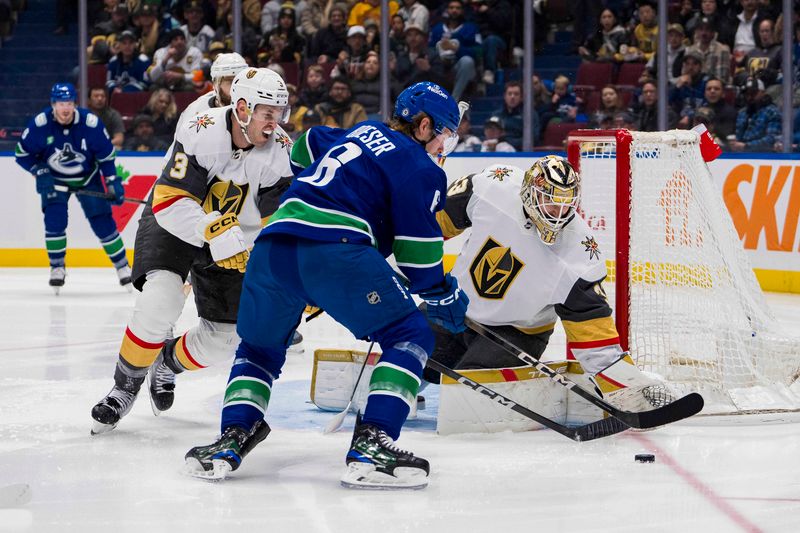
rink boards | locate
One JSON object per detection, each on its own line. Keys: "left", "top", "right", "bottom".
{"left": 1, "top": 151, "right": 799, "bottom": 293}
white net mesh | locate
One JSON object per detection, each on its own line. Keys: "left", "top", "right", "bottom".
{"left": 570, "top": 130, "right": 800, "bottom": 414}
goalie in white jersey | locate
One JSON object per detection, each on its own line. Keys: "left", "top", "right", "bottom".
{"left": 429, "top": 155, "right": 673, "bottom": 412}
{"left": 90, "top": 68, "right": 295, "bottom": 434}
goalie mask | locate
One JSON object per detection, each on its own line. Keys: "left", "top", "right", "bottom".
{"left": 521, "top": 155, "right": 580, "bottom": 245}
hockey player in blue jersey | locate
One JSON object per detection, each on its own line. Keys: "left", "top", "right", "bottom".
{"left": 14, "top": 82, "right": 130, "bottom": 293}
{"left": 185, "top": 81, "right": 470, "bottom": 490}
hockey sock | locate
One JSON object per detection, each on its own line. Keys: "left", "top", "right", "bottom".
{"left": 360, "top": 343, "right": 424, "bottom": 440}
{"left": 89, "top": 215, "right": 127, "bottom": 268}
{"left": 119, "top": 327, "right": 165, "bottom": 369}
{"left": 45, "top": 232, "right": 66, "bottom": 267}
{"left": 167, "top": 334, "right": 206, "bottom": 372}
{"left": 220, "top": 341, "right": 284, "bottom": 433}
{"left": 99, "top": 231, "right": 127, "bottom": 268}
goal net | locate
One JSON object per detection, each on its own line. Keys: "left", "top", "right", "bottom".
{"left": 566, "top": 129, "right": 800, "bottom": 414}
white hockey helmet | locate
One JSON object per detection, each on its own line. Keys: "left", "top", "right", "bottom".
{"left": 210, "top": 52, "right": 248, "bottom": 80}
{"left": 521, "top": 155, "right": 581, "bottom": 245}
{"left": 230, "top": 67, "right": 290, "bottom": 123}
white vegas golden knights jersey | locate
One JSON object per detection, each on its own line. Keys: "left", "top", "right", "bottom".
{"left": 448, "top": 164, "right": 608, "bottom": 331}
{"left": 177, "top": 91, "right": 218, "bottom": 129}
{"left": 151, "top": 105, "right": 293, "bottom": 248}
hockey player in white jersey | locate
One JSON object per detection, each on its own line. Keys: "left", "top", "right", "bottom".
{"left": 178, "top": 52, "right": 248, "bottom": 128}
{"left": 177, "top": 52, "right": 306, "bottom": 354}
{"left": 90, "top": 68, "right": 295, "bottom": 434}
{"left": 428, "top": 155, "right": 674, "bottom": 412}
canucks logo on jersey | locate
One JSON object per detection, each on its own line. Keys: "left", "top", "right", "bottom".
{"left": 46, "top": 143, "right": 87, "bottom": 176}
{"left": 469, "top": 237, "right": 525, "bottom": 299}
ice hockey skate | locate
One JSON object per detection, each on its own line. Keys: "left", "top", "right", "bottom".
{"left": 184, "top": 420, "right": 270, "bottom": 481}
{"left": 49, "top": 266, "right": 66, "bottom": 295}
{"left": 116, "top": 265, "right": 133, "bottom": 292}
{"left": 90, "top": 384, "right": 139, "bottom": 435}
{"left": 341, "top": 423, "right": 429, "bottom": 490}
{"left": 147, "top": 352, "right": 176, "bottom": 416}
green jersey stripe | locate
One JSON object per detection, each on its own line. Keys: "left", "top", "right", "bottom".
{"left": 269, "top": 199, "right": 376, "bottom": 245}
{"left": 392, "top": 237, "right": 444, "bottom": 267}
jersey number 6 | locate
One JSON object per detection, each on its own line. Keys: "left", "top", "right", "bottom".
{"left": 298, "top": 142, "right": 362, "bottom": 187}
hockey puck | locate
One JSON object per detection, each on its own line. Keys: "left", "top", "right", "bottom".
{"left": 635, "top": 454, "right": 655, "bottom": 463}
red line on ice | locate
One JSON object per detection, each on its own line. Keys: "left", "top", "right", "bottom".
{"left": 628, "top": 432, "right": 764, "bottom": 533}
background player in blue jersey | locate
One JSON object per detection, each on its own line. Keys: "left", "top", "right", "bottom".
{"left": 14, "top": 83, "right": 129, "bottom": 294}
{"left": 185, "top": 81, "right": 470, "bottom": 490}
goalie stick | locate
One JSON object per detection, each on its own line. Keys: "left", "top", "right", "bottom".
{"left": 426, "top": 358, "right": 629, "bottom": 442}
{"left": 466, "top": 318, "right": 704, "bottom": 429}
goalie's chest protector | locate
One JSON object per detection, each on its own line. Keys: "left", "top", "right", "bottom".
{"left": 178, "top": 107, "right": 292, "bottom": 242}
{"left": 450, "top": 165, "right": 608, "bottom": 330}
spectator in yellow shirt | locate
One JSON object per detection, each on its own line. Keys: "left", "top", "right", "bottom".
{"left": 348, "top": 0, "right": 399, "bottom": 29}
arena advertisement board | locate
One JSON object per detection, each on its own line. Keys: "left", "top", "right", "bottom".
{"left": 1, "top": 152, "right": 799, "bottom": 292}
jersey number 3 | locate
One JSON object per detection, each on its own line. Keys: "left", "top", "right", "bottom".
{"left": 298, "top": 142, "right": 362, "bottom": 187}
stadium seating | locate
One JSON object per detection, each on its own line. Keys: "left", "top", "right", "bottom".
{"left": 536, "top": 121, "right": 587, "bottom": 150}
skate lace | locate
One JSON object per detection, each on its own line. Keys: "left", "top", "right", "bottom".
{"left": 377, "top": 431, "right": 412, "bottom": 456}
{"left": 153, "top": 360, "right": 176, "bottom": 391}
{"left": 107, "top": 386, "right": 136, "bottom": 413}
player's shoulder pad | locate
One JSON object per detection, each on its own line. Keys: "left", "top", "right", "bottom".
{"left": 34, "top": 112, "right": 48, "bottom": 128}
{"left": 176, "top": 106, "right": 228, "bottom": 153}
{"left": 472, "top": 163, "right": 525, "bottom": 191}
{"left": 84, "top": 111, "right": 100, "bottom": 128}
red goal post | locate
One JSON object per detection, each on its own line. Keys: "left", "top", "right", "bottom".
{"left": 566, "top": 129, "right": 800, "bottom": 414}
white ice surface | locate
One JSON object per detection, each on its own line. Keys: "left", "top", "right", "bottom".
{"left": 1, "top": 268, "right": 799, "bottom": 532}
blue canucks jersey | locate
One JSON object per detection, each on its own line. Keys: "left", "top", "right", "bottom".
{"left": 15, "top": 107, "right": 117, "bottom": 188}
{"left": 266, "top": 121, "right": 447, "bottom": 292}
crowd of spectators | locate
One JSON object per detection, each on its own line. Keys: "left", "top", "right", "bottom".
{"left": 45, "top": 0, "right": 800, "bottom": 152}
{"left": 55, "top": 0, "right": 523, "bottom": 149}
{"left": 539, "top": 0, "right": 798, "bottom": 152}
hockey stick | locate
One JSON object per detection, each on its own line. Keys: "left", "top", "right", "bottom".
{"left": 54, "top": 185, "right": 147, "bottom": 205}
{"left": 323, "top": 340, "right": 376, "bottom": 434}
{"left": 465, "top": 318, "right": 704, "bottom": 429}
{"left": 426, "top": 358, "right": 628, "bottom": 442}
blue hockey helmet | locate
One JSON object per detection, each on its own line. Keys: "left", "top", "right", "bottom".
{"left": 51, "top": 82, "right": 77, "bottom": 104}
{"left": 394, "top": 82, "right": 460, "bottom": 135}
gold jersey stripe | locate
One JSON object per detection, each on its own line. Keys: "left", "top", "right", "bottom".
{"left": 152, "top": 184, "right": 202, "bottom": 209}
{"left": 513, "top": 323, "right": 556, "bottom": 335}
{"left": 562, "top": 316, "right": 619, "bottom": 343}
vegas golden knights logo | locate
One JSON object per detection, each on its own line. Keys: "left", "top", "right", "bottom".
{"left": 469, "top": 237, "right": 524, "bottom": 299}
{"left": 202, "top": 177, "right": 250, "bottom": 216}
{"left": 246, "top": 69, "right": 257, "bottom": 79}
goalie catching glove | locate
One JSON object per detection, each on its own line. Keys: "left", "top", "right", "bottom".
{"left": 197, "top": 211, "right": 249, "bottom": 273}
